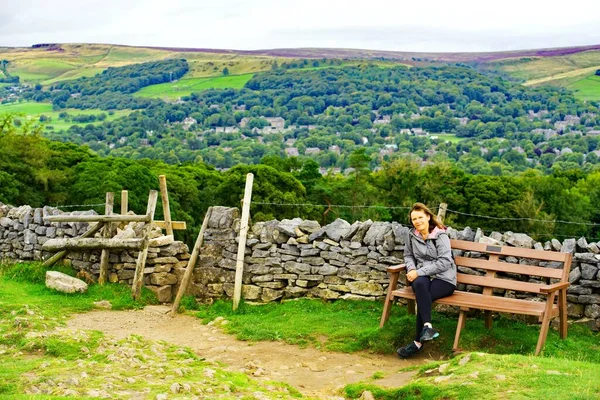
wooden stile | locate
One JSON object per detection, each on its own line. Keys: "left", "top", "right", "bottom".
{"left": 44, "top": 214, "right": 150, "bottom": 223}
{"left": 43, "top": 238, "right": 143, "bottom": 251}
{"left": 42, "top": 222, "right": 104, "bottom": 267}
{"left": 131, "top": 190, "right": 159, "bottom": 301}
{"left": 98, "top": 192, "right": 114, "bottom": 285}
{"left": 121, "top": 190, "right": 128, "bottom": 215}
{"left": 170, "top": 207, "right": 213, "bottom": 314}
{"left": 159, "top": 175, "right": 173, "bottom": 236}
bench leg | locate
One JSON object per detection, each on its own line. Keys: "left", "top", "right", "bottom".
{"left": 484, "top": 310, "right": 493, "bottom": 330}
{"left": 379, "top": 272, "right": 400, "bottom": 328}
{"left": 453, "top": 309, "right": 468, "bottom": 352}
{"left": 535, "top": 293, "right": 557, "bottom": 356}
{"left": 559, "top": 289, "right": 568, "bottom": 340}
{"left": 407, "top": 299, "right": 416, "bottom": 315}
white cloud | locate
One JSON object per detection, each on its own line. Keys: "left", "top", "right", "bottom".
{"left": 1, "top": 0, "right": 599, "bottom": 51}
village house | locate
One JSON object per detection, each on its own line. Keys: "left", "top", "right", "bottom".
{"left": 379, "top": 147, "right": 394, "bottom": 158}
{"left": 374, "top": 115, "right": 391, "bottom": 125}
{"left": 182, "top": 117, "right": 197, "bottom": 130}
{"left": 285, "top": 147, "right": 299, "bottom": 157}
{"left": 329, "top": 145, "right": 341, "bottom": 155}
{"left": 532, "top": 128, "right": 558, "bottom": 140}
{"left": 215, "top": 126, "right": 239, "bottom": 133}
{"left": 411, "top": 128, "right": 427, "bottom": 136}
{"left": 400, "top": 128, "right": 411, "bottom": 134}
{"left": 305, "top": 147, "right": 321, "bottom": 155}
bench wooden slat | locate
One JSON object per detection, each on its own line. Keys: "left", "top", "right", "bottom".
{"left": 392, "top": 288, "right": 559, "bottom": 317}
{"left": 457, "top": 273, "right": 550, "bottom": 294}
{"left": 451, "top": 239, "right": 570, "bottom": 262}
{"left": 455, "top": 256, "right": 563, "bottom": 279}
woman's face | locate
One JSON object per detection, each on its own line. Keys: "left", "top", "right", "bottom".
{"left": 410, "top": 210, "right": 430, "bottom": 233}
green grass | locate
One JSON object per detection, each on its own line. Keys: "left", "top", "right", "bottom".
{"left": 0, "top": 101, "right": 132, "bottom": 130}
{"left": 345, "top": 352, "right": 600, "bottom": 399}
{"left": 133, "top": 73, "right": 254, "bottom": 99}
{"left": 196, "top": 299, "right": 600, "bottom": 399}
{"left": 568, "top": 75, "right": 600, "bottom": 101}
{"left": 41, "top": 67, "right": 106, "bottom": 85}
{"left": 432, "top": 133, "right": 463, "bottom": 144}
{"left": 196, "top": 298, "right": 600, "bottom": 362}
{"left": 0, "top": 101, "right": 53, "bottom": 114}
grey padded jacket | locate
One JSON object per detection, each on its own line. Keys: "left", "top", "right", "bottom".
{"left": 404, "top": 227, "right": 457, "bottom": 287}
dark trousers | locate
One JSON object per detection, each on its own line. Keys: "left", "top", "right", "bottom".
{"left": 411, "top": 276, "right": 455, "bottom": 342}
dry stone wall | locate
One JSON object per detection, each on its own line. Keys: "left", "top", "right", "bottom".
{"left": 191, "top": 207, "right": 600, "bottom": 331}
{"left": 0, "top": 202, "right": 190, "bottom": 302}
{"left": 1, "top": 202, "right": 599, "bottom": 330}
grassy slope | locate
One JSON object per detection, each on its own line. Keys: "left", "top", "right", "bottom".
{"left": 0, "top": 101, "right": 132, "bottom": 130}
{"left": 568, "top": 75, "right": 600, "bottom": 101}
{"left": 133, "top": 73, "right": 255, "bottom": 100}
{"left": 3, "top": 43, "right": 600, "bottom": 97}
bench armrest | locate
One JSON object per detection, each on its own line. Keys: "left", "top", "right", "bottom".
{"left": 387, "top": 264, "right": 406, "bottom": 273}
{"left": 539, "top": 282, "right": 570, "bottom": 294}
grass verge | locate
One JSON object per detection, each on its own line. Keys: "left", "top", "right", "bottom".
{"left": 344, "top": 352, "right": 600, "bottom": 399}
{"left": 195, "top": 298, "right": 600, "bottom": 362}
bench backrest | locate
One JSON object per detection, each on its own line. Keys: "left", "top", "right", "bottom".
{"left": 450, "top": 239, "right": 572, "bottom": 295}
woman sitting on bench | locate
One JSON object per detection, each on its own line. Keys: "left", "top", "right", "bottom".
{"left": 397, "top": 203, "right": 457, "bottom": 358}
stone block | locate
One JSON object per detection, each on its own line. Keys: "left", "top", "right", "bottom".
{"left": 261, "top": 288, "right": 283, "bottom": 302}
{"left": 242, "top": 285, "right": 261, "bottom": 300}
{"left": 346, "top": 281, "right": 384, "bottom": 296}
{"left": 148, "top": 285, "right": 172, "bottom": 303}
{"left": 46, "top": 271, "right": 88, "bottom": 293}
{"left": 150, "top": 272, "right": 178, "bottom": 286}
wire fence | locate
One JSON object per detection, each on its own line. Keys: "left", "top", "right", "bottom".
{"left": 53, "top": 203, "right": 106, "bottom": 210}
{"left": 250, "top": 200, "right": 600, "bottom": 241}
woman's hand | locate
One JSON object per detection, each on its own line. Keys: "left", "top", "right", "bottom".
{"left": 407, "top": 270, "right": 418, "bottom": 282}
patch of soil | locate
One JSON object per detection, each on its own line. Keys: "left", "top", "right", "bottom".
{"left": 67, "top": 306, "right": 445, "bottom": 399}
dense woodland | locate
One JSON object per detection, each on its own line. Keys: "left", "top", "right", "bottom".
{"left": 2, "top": 114, "right": 599, "bottom": 245}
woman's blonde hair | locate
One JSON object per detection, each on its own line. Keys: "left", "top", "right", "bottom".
{"left": 408, "top": 202, "right": 446, "bottom": 233}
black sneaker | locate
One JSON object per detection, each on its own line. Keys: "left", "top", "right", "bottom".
{"left": 397, "top": 342, "right": 422, "bottom": 358}
{"left": 420, "top": 326, "right": 440, "bottom": 342}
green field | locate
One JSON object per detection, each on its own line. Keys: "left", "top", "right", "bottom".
{"left": 432, "top": 133, "right": 463, "bottom": 144}
{"left": 0, "top": 101, "right": 131, "bottom": 130}
{"left": 0, "top": 101, "right": 53, "bottom": 114}
{"left": 134, "top": 73, "right": 254, "bottom": 100}
{"left": 568, "top": 75, "right": 600, "bottom": 101}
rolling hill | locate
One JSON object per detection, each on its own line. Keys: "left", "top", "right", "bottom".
{"left": 2, "top": 42, "right": 600, "bottom": 101}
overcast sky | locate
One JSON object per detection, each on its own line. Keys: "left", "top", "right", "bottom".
{"left": 1, "top": 0, "right": 599, "bottom": 52}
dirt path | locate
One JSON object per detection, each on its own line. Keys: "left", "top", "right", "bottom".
{"left": 67, "top": 306, "right": 443, "bottom": 399}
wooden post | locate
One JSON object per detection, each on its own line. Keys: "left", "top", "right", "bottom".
{"left": 132, "top": 190, "right": 159, "bottom": 301}
{"left": 437, "top": 202, "right": 448, "bottom": 224}
{"left": 121, "top": 190, "right": 128, "bottom": 215}
{"left": 98, "top": 192, "right": 114, "bottom": 285}
{"left": 42, "top": 222, "right": 104, "bottom": 267}
{"left": 233, "top": 173, "right": 254, "bottom": 311}
{"left": 43, "top": 238, "right": 144, "bottom": 251}
{"left": 170, "top": 207, "right": 213, "bottom": 314}
{"left": 159, "top": 175, "right": 173, "bottom": 236}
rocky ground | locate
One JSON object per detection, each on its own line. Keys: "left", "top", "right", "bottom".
{"left": 66, "top": 306, "right": 440, "bottom": 399}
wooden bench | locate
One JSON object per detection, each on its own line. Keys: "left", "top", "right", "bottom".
{"left": 380, "top": 239, "right": 572, "bottom": 355}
